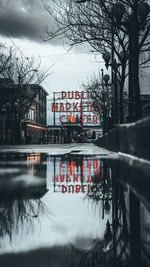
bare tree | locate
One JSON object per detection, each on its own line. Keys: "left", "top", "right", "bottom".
{"left": 0, "top": 43, "right": 52, "bottom": 143}
{"left": 10, "top": 54, "right": 51, "bottom": 118}
{"left": 43, "top": 0, "right": 150, "bottom": 122}
{"left": 42, "top": 0, "right": 128, "bottom": 124}
{"left": 0, "top": 44, "right": 15, "bottom": 78}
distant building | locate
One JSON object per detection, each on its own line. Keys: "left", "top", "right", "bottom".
{"left": 0, "top": 79, "right": 48, "bottom": 144}
{"left": 122, "top": 87, "right": 150, "bottom": 122}
{"left": 47, "top": 125, "right": 62, "bottom": 143}
{"left": 22, "top": 85, "right": 48, "bottom": 144}
{"left": 140, "top": 69, "right": 150, "bottom": 117}
{"left": 141, "top": 94, "right": 150, "bottom": 117}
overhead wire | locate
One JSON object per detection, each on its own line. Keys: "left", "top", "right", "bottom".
{"left": 26, "top": 51, "right": 104, "bottom": 59}
{"left": 0, "top": 23, "right": 105, "bottom": 65}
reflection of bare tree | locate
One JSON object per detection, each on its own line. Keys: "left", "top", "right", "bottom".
{"left": 68, "top": 240, "right": 106, "bottom": 267}
{"left": 97, "top": 184, "right": 130, "bottom": 267}
{"left": 68, "top": 186, "right": 130, "bottom": 267}
{"left": 0, "top": 198, "right": 48, "bottom": 242}
{"left": 0, "top": 152, "right": 49, "bottom": 246}
{"left": 86, "top": 161, "right": 112, "bottom": 219}
{"left": 83, "top": 160, "right": 132, "bottom": 266}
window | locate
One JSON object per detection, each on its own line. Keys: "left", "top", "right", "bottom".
{"left": 27, "top": 108, "right": 35, "bottom": 121}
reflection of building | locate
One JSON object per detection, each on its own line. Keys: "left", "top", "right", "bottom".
{"left": 140, "top": 70, "right": 150, "bottom": 117}
{"left": 0, "top": 79, "right": 48, "bottom": 144}
{"left": 0, "top": 152, "right": 48, "bottom": 200}
{"left": 27, "top": 153, "right": 47, "bottom": 178}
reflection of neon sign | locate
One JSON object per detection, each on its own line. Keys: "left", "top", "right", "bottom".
{"left": 27, "top": 153, "right": 41, "bottom": 163}
{"left": 53, "top": 159, "right": 102, "bottom": 193}
{"left": 27, "top": 153, "right": 41, "bottom": 176}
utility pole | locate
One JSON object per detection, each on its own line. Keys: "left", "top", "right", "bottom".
{"left": 114, "top": 59, "right": 118, "bottom": 125}
{"left": 111, "top": 22, "right": 115, "bottom": 126}
{"left": 128, "top": 33, "right": 134, "bottom": 122}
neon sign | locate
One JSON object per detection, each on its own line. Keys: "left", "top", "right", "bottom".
{"left": 52, "top": 91, "right": 101, "bottom": 124}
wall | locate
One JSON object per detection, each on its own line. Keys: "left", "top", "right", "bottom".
{"left": 95, "top": 116, "right": 150, "bottom": 161}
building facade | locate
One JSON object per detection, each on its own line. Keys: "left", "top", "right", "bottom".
{"left": 22, "top": 85, "right": 48, "bottom": 144}
{"left": 0, "top": 79, "right": 48, "bottom": 144}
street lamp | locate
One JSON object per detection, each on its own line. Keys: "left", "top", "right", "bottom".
{"left": 101, "top": 69, "right": 111, "bottom": 134}
{"left": 102, "top": 51, "right": 121, "bottom": 125}
{"left": 111, "top": 3, "right": 126, "bottom": 25}
{"left": 103, "top": 74, "right": 110, "bottom": 86}
{"left": 102, "top": 51, "right": 111, "bottom": 69}
{"left": 103, "top": 73, "right": 112, "bottom": 132}
{"left": 104, "top": 220, "right": 113, "bottom": 243}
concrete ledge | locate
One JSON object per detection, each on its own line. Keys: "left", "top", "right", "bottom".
{"left": 95, "top": 116, "right": 150, "bottom": 160}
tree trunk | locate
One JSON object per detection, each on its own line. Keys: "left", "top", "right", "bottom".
{"left": 103, "top": 105, "right": 107, "bottom": 135}
{"left": 119, "top": 65, "right": 126, "bottom": 124}
{"left": 130, "top": 5, "right": 142, "bottom": 121}
{"left": 128, "top": 33, "right": 135, "bottom": 122}
{"left": 14, "top": 119, "right": 22, "bottom": 144}
{"left": 114, "top": 63, "right": 118, "bottom": 125}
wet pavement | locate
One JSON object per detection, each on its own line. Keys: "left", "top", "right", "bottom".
{"left": 0, "top": 143, "right": 114, "bottom": 155}
{"left": 0, "top": 144, "right": 149, "bottom": 267}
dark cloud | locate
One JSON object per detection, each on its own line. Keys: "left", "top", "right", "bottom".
{"left": 0, "top": 0, "right": 91, "bottom": 52}
{"left": 0, "top": 0, "right": 61, "bottom": 45}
